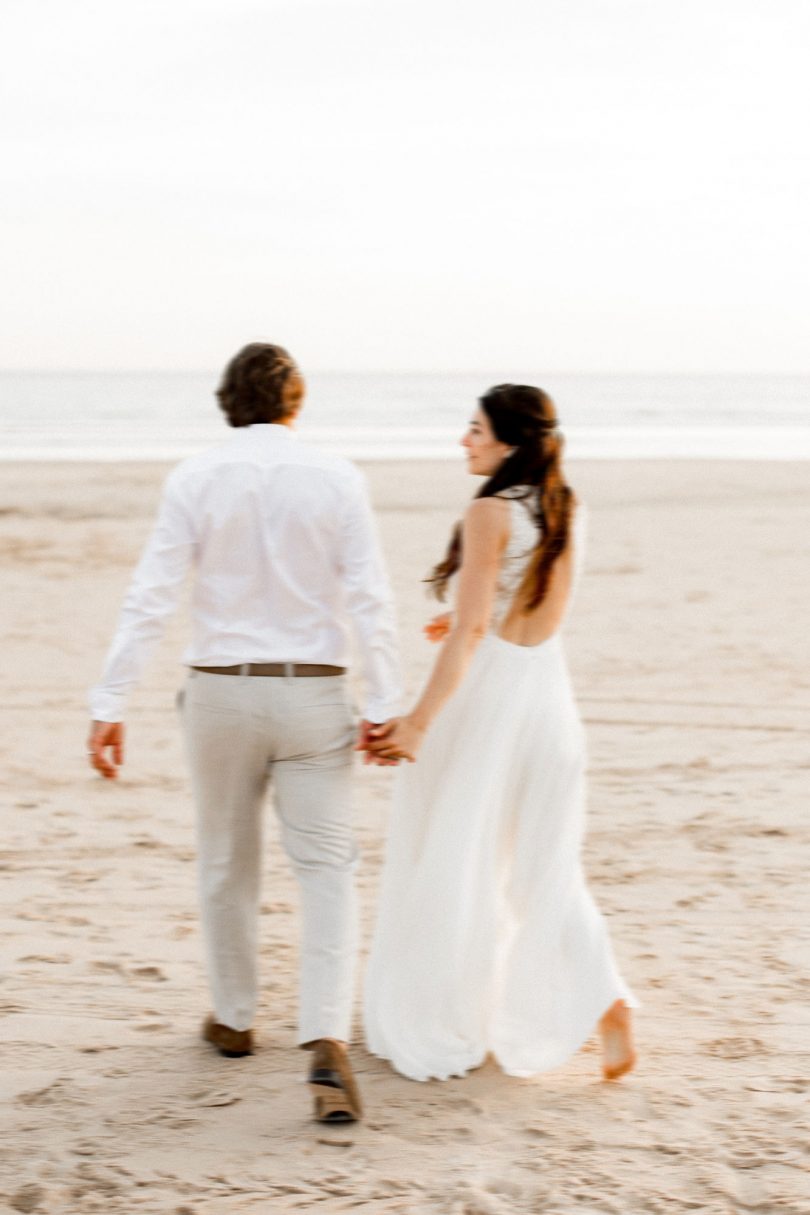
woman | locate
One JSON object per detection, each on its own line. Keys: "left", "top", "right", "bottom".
{"left": 363, "top": 384, "right": 637, "bottom": 1083}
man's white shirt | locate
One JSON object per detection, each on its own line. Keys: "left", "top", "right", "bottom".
{"left": 90, "top": 424, "right": 403, "bottom": 723}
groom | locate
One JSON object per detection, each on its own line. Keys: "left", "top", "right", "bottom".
{"left": 87, "top": 343, "right": 402, "bottom": 1123}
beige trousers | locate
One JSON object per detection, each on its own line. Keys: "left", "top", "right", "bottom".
{"left": 180, "top": 669, "right": 358, "bottom": 1042}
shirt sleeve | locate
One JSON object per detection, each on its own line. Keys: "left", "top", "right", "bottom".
{"left": 89, "top": 468, "right": 196, "bottom": 721}
{"left": 338, "top": 469, "right": 403, "bottom": 722}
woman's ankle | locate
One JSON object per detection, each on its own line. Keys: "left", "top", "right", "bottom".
{"left": 600, "top": 999, "right": 631, "bottom": 1028}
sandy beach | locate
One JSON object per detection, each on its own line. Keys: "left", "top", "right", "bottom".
{"left": 1, "top": 457, "right": 808, "bottom": 1215}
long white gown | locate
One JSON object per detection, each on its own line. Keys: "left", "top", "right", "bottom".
{"left": 363, "top": 492, "right": 637, "bottom": 1081}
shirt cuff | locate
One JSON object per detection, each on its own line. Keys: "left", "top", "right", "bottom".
{"left": 363, "top": 696, "right": 402, "bottom": 724}
{"left": 89, "top": 687, "right": 127, "bottom": 723}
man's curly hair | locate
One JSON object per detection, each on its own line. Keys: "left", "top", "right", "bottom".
{"left": 216, "top": 343, "right": 299, "bottom": 427}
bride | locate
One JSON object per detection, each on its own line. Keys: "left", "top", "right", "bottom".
{"left": 362, "top": 383, "right": 637, "bottom": 1083}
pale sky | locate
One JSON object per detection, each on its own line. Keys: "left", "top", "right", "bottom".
{"left": 2, "top": 0, "right": 809, "bottom": 373}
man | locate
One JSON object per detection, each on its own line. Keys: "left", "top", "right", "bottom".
{"left": 87, "top": 343, "right": 402, "bottom": 1124}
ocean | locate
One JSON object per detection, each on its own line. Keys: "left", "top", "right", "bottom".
{"left": 1, "top": 371, "right": 809, "bottom": 460}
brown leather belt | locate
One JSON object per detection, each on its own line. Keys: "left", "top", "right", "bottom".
{"left": 191, "top": 663, "right": 346, "bottom": 678}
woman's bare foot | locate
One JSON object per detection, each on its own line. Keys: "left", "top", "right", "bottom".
{"left": 599, "top": 999, "right": 636, "bottom": 1081}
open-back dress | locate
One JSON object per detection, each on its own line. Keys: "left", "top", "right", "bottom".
{"left": 363, "top": 491, "right": 637, "bottom": 1081}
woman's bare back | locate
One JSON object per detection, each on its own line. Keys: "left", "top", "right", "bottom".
{"left": 492, "top": 493, "right": 580, "bottom": 648}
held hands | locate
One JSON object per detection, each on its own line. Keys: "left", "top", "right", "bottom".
{"left": 87, "top": 721, "right": 125, "bottom": 780}
{"left": 355, "top": 719, "right": 400, "bottom": 767}
{"left": 357, "top": 610, "right": 446, "bottom": 761}
{"left": 364, "top": 716, "right": 426, "bottom": 764}
{"left": 355, "top": 717, "right": 426, "bottom": 765}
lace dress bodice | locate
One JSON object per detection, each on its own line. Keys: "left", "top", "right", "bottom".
{"left": 489, "top": 490, "right": 541, "bottom": 633}
{"left": 365, "top": 489, "right": 633, "bottom": 1085}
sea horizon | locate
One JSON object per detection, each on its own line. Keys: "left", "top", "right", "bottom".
{"left": 2, "top": 370, "right": 809, "bottom": 461}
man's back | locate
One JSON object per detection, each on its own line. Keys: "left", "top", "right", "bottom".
{"left": 91, "top": 422, "right": 401, "bottom": 725}
{"left": 171, "top": 424, "right": 372, "bottom": 668}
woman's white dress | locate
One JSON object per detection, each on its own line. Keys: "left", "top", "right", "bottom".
{"left": 363, "top": 493, "right": 637, "bottom": 1081}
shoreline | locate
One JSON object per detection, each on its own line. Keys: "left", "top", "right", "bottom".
{"left": 4, "top": 423, "right": 810, "bottom": 463}
{"left": 4, "top": 453, "right": 810, "bottom": 462}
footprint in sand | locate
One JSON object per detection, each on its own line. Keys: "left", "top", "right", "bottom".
{"left": 744, "top": 1077, "right": 806, "bottom": 1094}
{"left": 188, "top": 1088, "right": 242, "bottom": 1108}
{"left": 70, "top": 1141, "right": 98, "bottom": 1157}
{"left": 71, "top": 1162, "right": 121, "bottom": 1198}
{"left": 9, "top": 1183, "right": 46, "bottom": 1213}
{"left": 449, "top": 1096, "right": 485, "bottom": 1114}
{"left": 449, "top": 1125, "right": 475, "bottom": 1139}
{"left": 447, "top": 1186, "right": 506, "bottom": 1215}
{"left": 17, "top": 1079, "right": 74, "bottom": 1107}
{"left": 129, "top": 965, "right": 167, "bottom": 981}
{"left": 702, "top": 1036, "right": 768, "bottom": 1060}
{"left": 90, "top": 960, "right": 125, "bottom": 974}
{"left": 155, "top": 1115, "right": 201, "bottom": 1130}
{"left": 485, "top": 1178, "right": 526, "bottom": 1203}
{"left": 727, "top": 1145, "right": 800, "bottom": 1170}
{"left": 18, "top": 953, "right": 72, "bottom": 964}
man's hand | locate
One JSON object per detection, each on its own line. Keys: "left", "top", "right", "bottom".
{"left": 87, "top": 721, "right": 125, "bottom": 780}
{"left": 355, "top": 719, "right": 400, "bottom": 766}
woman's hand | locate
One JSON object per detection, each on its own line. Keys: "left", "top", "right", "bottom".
{"left": 423, "top": 612, "right": 452, "bottom": 643}
{"left": 367, "top": 715, "right": 426, "bottom": 763}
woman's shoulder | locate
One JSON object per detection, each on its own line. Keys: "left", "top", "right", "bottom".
{"left": 462, "top": 496, "right": 512, "bottom": 544}
{"left": 464, "top": 496, "right": 512, "bottom": 522}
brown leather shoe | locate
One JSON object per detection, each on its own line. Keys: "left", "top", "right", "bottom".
{"left": 202, "top": 1014, "right": 253, "bottom": 1058}
{"left": 307, "top": 1039, "right": 363, "bottom": 1123}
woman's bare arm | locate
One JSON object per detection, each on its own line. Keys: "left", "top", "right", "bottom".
{"left": 369, "top": 498, "right": 508, "bottom": 760}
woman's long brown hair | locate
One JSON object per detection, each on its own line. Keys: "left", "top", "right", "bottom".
{"left": 427, "top": 384, "right": 574, "bottom": 610}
